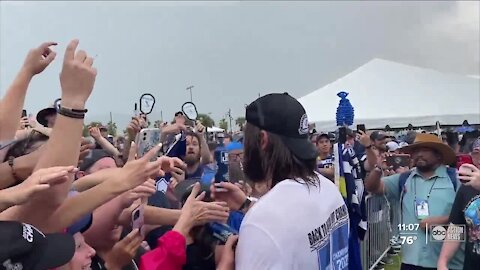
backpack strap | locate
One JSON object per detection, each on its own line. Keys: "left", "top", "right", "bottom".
{"left": 398, "top": 170, "right": 413, "bottom": 194}
{"left": 446, "top": 167, "right": 458, "bottom": 191}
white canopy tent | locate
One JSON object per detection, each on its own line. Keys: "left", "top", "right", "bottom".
{"left": 207, "top": 126, "right": 225, "bottom": 133}
{"left": 298, "top": 59, "right": 480, "bottom": 131}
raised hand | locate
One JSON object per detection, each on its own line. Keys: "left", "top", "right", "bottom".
{"left": 459, "top": 164, "right": 480, "bottom": 190}
{"left": 358, "top": 130, "right": 372, "bottom": 147}
{"left": 89, "top": 126, "right": 102, "bottom": 139}
{"left": 121, "top": 179, "right": 157, "bottom": 208}
{"left": 127, "top": 116, "right": 143, "bottom": 141}
{"left": 121, "top": 143, "right": 186, "bottom": 190}
{"left": 174, "top": 182, "right": 230, "bottom": 236}
{"left": 8, "top": 166, "right": 76, "bottom": 205}
{"left": 59, "top": 39, "right": 96, "bottom": 107}
{"left": 195, "top": 120, "right": 206, "bottom": 135}
{"left": 22, "top": 42, "right": 57, "bottom": 76}
{"left": 104, "top": 229, "right": 143, "bottom": 270}
{"left": 19, "top": 117, "right": 30, "bottom": 130}
{"left": 217, "top": 235, "right": 239, "bottom": 270}
{"left": 211, "top": 181, "right": 248, "bottom": 211}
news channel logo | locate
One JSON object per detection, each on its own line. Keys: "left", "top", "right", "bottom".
{"left": 430, "top": 225, "right": 466, "bottom": 242}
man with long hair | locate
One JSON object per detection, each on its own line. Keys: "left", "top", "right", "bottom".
{"left": 215, "top": 93, "right": 349, "bottom": 270}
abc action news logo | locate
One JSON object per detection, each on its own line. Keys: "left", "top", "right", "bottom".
{"left": 430, "top": 225, "right": 466, "bottom": 242}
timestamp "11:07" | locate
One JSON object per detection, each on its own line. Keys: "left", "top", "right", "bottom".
{"left": 398, "top": 224, "right": 420, "bottom": 231}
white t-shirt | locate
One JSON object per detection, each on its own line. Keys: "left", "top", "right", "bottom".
{"left": 235, "top": 174, "right": 350, "bottom": 270}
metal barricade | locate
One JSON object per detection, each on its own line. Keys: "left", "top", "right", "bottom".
{"left": 361, "top": 194, "right": 395, "bottom": 270}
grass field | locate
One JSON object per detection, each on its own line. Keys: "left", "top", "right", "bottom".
{"left": 384, "top": 254, "right": 401, "bottom": 270}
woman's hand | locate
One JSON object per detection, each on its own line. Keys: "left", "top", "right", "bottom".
{"left": 217, "top": 235, "right": 239, "bottom": 270}
{"left": 459, "top": 164, "right": 480, "bottom": 190}
{"left": 174, "top": 183, "right": 230, "bottom": 236}
{"left": 211, "top": 181, "right": 247, "bottom": 211}
{"left": 104, "top": 229, "right": 143, "bottom": 270}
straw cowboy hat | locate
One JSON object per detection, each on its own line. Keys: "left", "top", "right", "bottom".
{"left": 400, "top": 133, "right": 456, "bottom": 165}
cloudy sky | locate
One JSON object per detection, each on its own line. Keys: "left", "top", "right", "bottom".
{"left": 1, "top": 1, "right": 478, "bottom": 129}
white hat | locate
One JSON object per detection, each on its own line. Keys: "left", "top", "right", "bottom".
{"left": 398, "top": 142, "right": 409, "bottom": 148}
{"left": 387, "top": 141, "right": 400, "bottom": 152}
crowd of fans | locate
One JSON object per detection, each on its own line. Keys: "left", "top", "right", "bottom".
{"left": 1, "top": 41, "right": 479, "bottom": 270}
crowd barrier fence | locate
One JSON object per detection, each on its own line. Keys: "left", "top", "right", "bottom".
{"left": 360, "top": 194, "right": 400, "bottom": 270}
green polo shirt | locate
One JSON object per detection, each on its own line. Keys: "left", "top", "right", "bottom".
{"left": 383, "top": 165, "right": 465, "bottom": 269}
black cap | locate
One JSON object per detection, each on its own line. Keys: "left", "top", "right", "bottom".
{"left": 246, "top": 93, "right": 318, "bottom": 160}
{"left": 346, "top": 128, "right": 355, "bottom": 138}
{"left": 36, "top": 107, "right": 57, "bottom": 127}
{"left": 0, "top": 221, "right": 75, "bottom": 270}
{"left": 370, "top": 131, "right": 387, "bottom": 141}
{"left": 78, "top": 149, "right": 114, "bottom": 172}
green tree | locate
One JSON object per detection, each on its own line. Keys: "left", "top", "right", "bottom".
{"left": 82, "top": 125, "right": 90, "bottom": 137}
{"left": 198, "top": 113, "right": 215, "bottom": 127}
{"left": 235, "top": 117, "right": 246, "bottom": 129}
{"left": 219, "top": 118, "right": 228, "bottom": 131}
{"left": 107, "top": 121, "right": 117, "bottom": 136}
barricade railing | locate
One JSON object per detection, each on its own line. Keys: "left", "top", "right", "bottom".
{"left": 361, "top": 194, "right": 400, "bottom": 270}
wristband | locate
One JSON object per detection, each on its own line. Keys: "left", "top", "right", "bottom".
{"left": 57, "top": 105, "right": 88, "bottom": 119}
{"left": 238, "top": 196, "right": 258, "bottom": 211}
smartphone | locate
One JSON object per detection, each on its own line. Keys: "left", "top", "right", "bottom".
{"left": 21, "top": 110, "right": 27, "bottom": 118}
{"left": 457, "top": 154, "right": 473, "bottom": 170}
{"left": 207, "top": 222, "right": 238, "bottom": 244}
{"left": 357, "top": 124, "right": 366, "bottom": 134}
{"left": 134, "top": 103, "right": 139, "bottom": 117}
{"left": 135, "top": 128, "right": 162, "bottom": 159}
{"left": 165, "top": 132, "right": 187, "bottom": 159}
{"left": 214, "top": 141, "right": 229, "bottom": 183}
{"left": 386, "top": 154, "right": 411, "bottom": 170}
{"left": 131, "top": 204, "right": 145, "bottom": 236}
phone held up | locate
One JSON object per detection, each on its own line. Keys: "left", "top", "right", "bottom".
{"left": 214, "top": 135, "right": 229, "bottom": 183}
{"left": 357, "top": 124, "right": 366, "bottom": 134}
{"left": 457, "top": 154, "right": 473, "bottom": 170}
{"left": 385, "top": 154, "right": 411, "bottom": 170}
{"left": 135, "top": 128, "right": 162, "bottom": 159}
{"left": 131, "top": 204, "right": 145, "bottom": 236}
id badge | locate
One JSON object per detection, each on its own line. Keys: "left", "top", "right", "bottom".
{"left": 415, "top": 199, "right": 429, "bottom": 220}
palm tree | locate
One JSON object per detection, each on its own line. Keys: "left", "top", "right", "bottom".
{"left": 198, "top": 113, "right": 215, "bottom": 127}
{"left": 235, "top": 117, "right": 246, "bottom": 130}
{"left": 219, "top": 118, "right": 228, "bottom": 131}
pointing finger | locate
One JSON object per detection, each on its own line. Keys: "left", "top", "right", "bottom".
{"left": 64, "top": 39, "right": 79, "bottom": 63}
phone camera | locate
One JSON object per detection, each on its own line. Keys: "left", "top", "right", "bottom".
{"left": 133, "top": 210, "right": 140, "bottom": 220}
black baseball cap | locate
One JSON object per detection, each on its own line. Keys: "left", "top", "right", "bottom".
{"left": 78, "top": 149, "right": 114, "bottom": 172}
{"left": 0, "top": 221, "right": 75, "bottom": 270}
{"left": 370, "top": 131, "right": 387, "bottom": 141}
{"left": 36, "top": 107, "right": 57, "bottom": 127}
{"left": 316, "top": 133, "right": 335, "bottom": 143}
{"left": 246, "top": 93, "right": 318, "bottom": 160}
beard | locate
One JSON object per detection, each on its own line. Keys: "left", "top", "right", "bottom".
{"left": 243, "top": 144, "right": 267, "bottom": 183}
{"left": 415, "top": 158, "right": 435, "bottom": 173}
{"left": 184, "top": 153, "right": 200, "bottom": 167}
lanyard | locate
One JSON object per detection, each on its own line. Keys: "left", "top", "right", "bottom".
{"left": 414, "top": 176, "right": 438, "bottom": 202}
